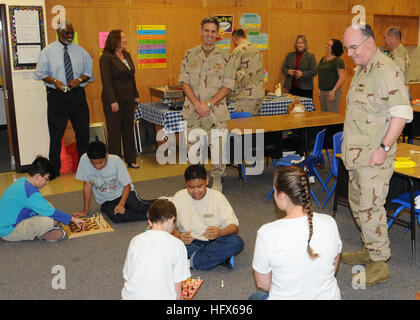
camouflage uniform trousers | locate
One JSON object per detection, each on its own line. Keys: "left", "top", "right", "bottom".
{"left": 184, "top": 113, "right": 228, "bottom": 179}
{"left": 233, "top": 98, "right": 263, "bottom": 115}
{"left": 347, "top": 156, "right": 394, "bottom": 262}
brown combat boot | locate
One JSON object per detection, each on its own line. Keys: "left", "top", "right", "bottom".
{"left": 352, "top": 261, "right": 390, "bottom": 286}
{"left": 341, "top": 247, "right": 370, "bottom": 265}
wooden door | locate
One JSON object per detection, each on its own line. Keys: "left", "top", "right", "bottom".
{"left": 167, "top": 7, "right": 206, "bottom": 90}
{"left": 268, "top": 12, "right": 300, "bottom": 92}
{"left": 298, "top": 13, "right": 327, "bottom": 110}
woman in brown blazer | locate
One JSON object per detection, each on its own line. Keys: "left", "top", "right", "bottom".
{"left": 100, "top": 30, "right": 140, "bottom": 168}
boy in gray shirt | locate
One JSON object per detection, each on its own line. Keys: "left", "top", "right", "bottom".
{"left": 75, "top": 140, "right": 154, "bottom": 223}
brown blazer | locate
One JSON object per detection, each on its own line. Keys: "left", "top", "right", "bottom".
{"left": 99, "top": 50, "right": 139, "bottom": 104}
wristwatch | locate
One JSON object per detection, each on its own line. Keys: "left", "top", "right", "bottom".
{"left": 77, "top": 77, "right": 83, "bottom": 83}
{"left": 380, "top": 142, "right": 391, "bottom": 152}
{"left": 207, "top": 102, "right": 212, "bottom": 108}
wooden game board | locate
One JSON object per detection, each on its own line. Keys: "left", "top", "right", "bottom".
{"left": 181, "top": 278, "right": 203, "bottom": 300}
{"left": 61, "top": 213, "right": 114, "bottom": 239}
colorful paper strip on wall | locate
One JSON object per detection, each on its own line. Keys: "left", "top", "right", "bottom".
{"left": 137, "top": 25, "right": 167, "bottom": 69}
{"left": 99, "top": 32, "right": 109, "bottom": 49}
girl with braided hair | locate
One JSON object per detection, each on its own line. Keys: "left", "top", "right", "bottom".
{"left": 250, "top": 166, "right": 342, "bottom": 300}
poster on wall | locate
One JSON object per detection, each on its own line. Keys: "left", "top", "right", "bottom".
{"left": 9, "top": 6, "right": 46, "bottom": 70}
{"left": 212, "top": 15, "right": 233, "bottom": 34}
{"left": 247, "top": 31, "right": 268, "bottom": 50}
{"left": 240, "top": 13, "right": 261, "bottom": 30}
{"left": 216, "top": 38, "right": 230, "bottom": 51}
{"left": 137, "top": 25, "right": 167, "bottom": 69}
{"left": 99, "top": 32, "right": 109, "bottom": 49}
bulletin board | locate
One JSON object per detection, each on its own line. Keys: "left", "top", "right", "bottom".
{"left": 8, "top": 5, "right": 46, "bottom": 70}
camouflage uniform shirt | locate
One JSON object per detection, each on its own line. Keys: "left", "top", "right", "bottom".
{"left": 178, "top": 45, "right": 236, "bottom": 127}
{"left": 389, "top": 43, "right": 410, "bottom": 83}
{"left": 228, "top": 39, "right": 265, "bottom": 101}
{"left": 342, "top": 49, "right": 413, "bottom": 170}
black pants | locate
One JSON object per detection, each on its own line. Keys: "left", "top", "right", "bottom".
{"left": 289, "top": 87, "right": 313, "bottom": 100}
{"left": 100, "top": 191, "right": 154, "bottom": 223}
{"left": 46, "top": 87, "right": 90, "bottom": 177}
{"left": 103, "top": 100, "right": 137, "bottom": 164}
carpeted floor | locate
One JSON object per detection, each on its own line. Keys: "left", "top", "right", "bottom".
{"left": 0, "top": 165, "right": 419, "bottom": 300}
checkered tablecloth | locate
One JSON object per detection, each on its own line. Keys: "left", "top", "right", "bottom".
{"left": 135, "top": 96, "right": 314, "bottom": 134}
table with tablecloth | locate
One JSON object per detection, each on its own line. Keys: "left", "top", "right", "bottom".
{"left": 135, "top": 95, "right": 314, "bottom": 135}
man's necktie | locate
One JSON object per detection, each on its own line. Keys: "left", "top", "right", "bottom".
{"left": 63, "top": 46, "right": 74, "bottom": 85}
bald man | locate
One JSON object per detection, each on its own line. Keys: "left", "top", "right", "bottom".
{"left": 384, "top": 26, "right": 410, "bottom": 84}
{"left": 341, "top": 24, "right": 412, "bottom": 286}
{"left": 35, "top": 21, "right": 94, "bottom": 179}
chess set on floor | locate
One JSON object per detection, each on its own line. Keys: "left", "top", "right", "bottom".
{"left": 181, "top": 278, "right": 203, "bottom": 300}
{"left": 61, "top": 213, "right": 114, "bottom": 239}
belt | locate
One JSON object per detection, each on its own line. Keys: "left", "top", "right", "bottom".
{"left": 47, "top": 86, "right": 84, "bottom": 93}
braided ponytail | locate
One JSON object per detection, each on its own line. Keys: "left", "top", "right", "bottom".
{"left": 299, "top": 173, "right": 319, "bottom": 259}
{"left": 274, "top": 166, "right": 319, "bottom": 259}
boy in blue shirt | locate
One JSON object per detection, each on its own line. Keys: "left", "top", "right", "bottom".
{"left": 0, "top": 156, "right": 85, "bottom": 242}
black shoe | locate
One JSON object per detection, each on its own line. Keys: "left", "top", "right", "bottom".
{"left": 219, "top": 256, "right": 235, "bottom": 269}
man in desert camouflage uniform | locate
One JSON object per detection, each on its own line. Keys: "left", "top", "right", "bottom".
{"left": 228, "top": 29, "right": 265, "bottom": 115}
{"left": 341, "top": 24, "right": 413, "bottom": 286}
{"left": 178, "top": 17, "right": 236, "bottom": 192}
{"left": 384, "top": 26, "right": 410, "bottom": 84}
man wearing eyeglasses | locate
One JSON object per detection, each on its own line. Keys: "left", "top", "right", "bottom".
{"left": 178, "top": 17, "right": 236, "bottom": 193}
{"left": 341, "top": 24, "right": 413, "bottom": 286}
{"left": 35, "top": 20, "right": 94, "bottom": 180}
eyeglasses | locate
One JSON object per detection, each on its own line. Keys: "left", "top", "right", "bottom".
{"left": 61, "top": 30, "right": 74, "bottom": 35}
{"left": 344, "top": 37, "right": 369, "bottom": 52}
{"left": 42, "top": 175, "right": 50, "bottom": 182}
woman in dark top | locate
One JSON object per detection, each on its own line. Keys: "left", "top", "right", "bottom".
{"left": 281, "top": 35, "right": 317, "bottom": 99}
{"left": 317, "top": 39, "right": 345, "bottom": 113}
{"left": 100, "top": 30, "right": 140, "bottom": 168}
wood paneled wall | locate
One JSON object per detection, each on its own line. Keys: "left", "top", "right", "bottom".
{"left": 43, "top": 0, "right": 418, "bottom": 144}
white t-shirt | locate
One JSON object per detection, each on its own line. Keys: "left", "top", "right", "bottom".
{"left": 252, "top": 213, "right": 342, "bottom": 300}
{"left": 122, "top": 230, "right": 190, "bottom": 300}
{"left": 166, "top": 188, "right": 239, "bottom": 241}
{"left": 75, "top": 154, "right": 134, "bottom": 205}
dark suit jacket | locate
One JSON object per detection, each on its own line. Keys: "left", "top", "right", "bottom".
{"left": 281, "top": 51, "right": 317, "bottom": 91}
{"left": 99, "top": 50, "right": 139, "bottom": 104}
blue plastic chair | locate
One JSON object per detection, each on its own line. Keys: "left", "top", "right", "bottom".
{"left": 230, "top": 112, "right": 252, "bottom": 120}
{"left": 387, "top": 191, "right": 420, "bottom": 231}
{"left": 266, "top": 129, "right": 329, "bottom": 207}
{"left": 322, "top": 131, "right": 343, "bottom": 208}
{"left": 229, "top": 112, "right": 252, "bottom": 183}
